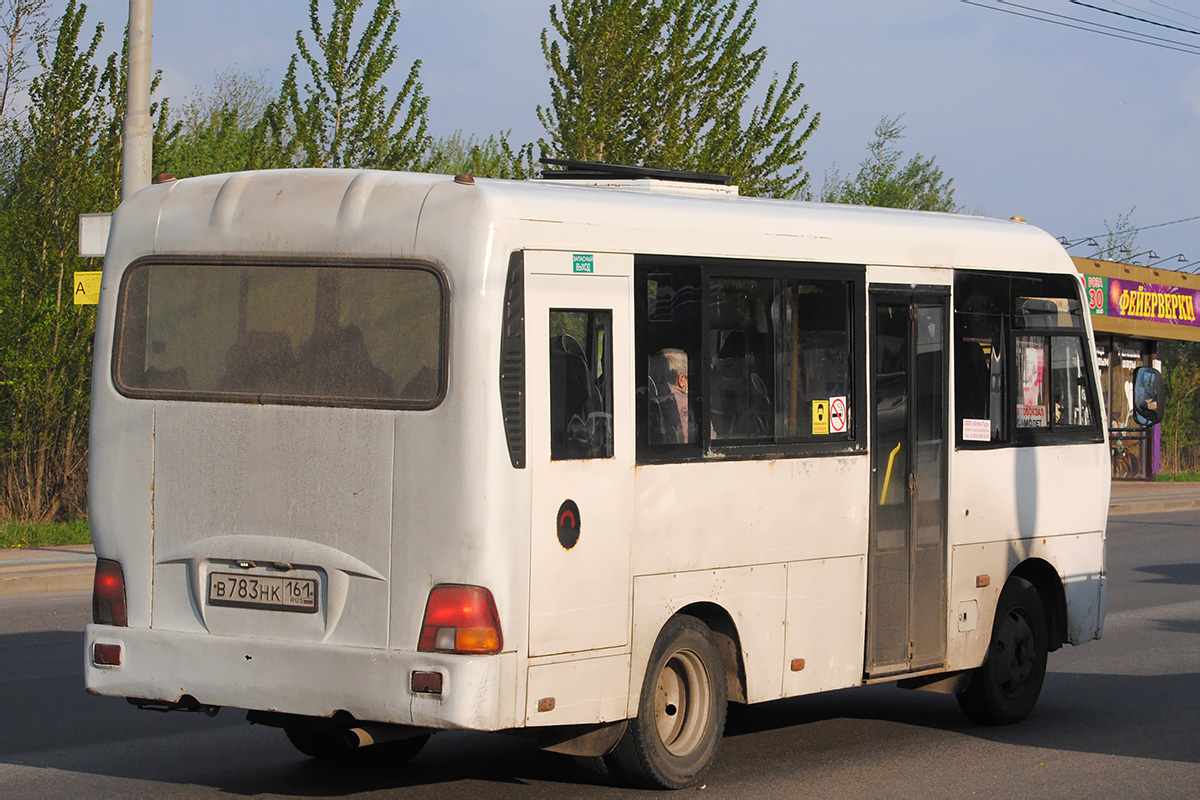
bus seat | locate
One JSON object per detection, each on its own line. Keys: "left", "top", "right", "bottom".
{"left": 550, "top": 333, "right": 606, "bottom": 457}
{"left": 749, "top": 372, "right": 772, "bottom": 435}
{"left": 294, "top": 324, "right": 394, "bottom": 399}
{"left": 219, "top": 330, "right": 295, "bottom": 392}
{"left": 647, "top": 373, "right": 685, "bottom": 445}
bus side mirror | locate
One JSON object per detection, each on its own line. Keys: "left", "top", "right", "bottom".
{"left": 1132, "top": 366, "right": 1163, "bottom": 427}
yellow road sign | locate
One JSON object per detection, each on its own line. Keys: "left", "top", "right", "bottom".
{"left": 73, "top": 271, "right": 102, "bottom": 305}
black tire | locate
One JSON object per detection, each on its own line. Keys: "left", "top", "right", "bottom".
{"left": 285, "top": 726, "right": 430, "bottom": 766}
{"left": 957, "top": 575, "right": 1048, "bottom": 725}
{"left": 606, "top": 615, "right": 727, "bottom": 789}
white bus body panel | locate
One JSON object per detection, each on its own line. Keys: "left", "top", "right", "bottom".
{"left": 84, "top": 169, "right": 1110, "bottom": 734}
{"left": 632, "top": 457, "right": 870, "bottom": 573}
{"left": 946, "top": 444, "right": 1109, "bottom": 667}
{"left": 524, "top": 261, "right": 634, "bottom": 657}
{"left": 782, "top": 555, "right": 869, "bottom": 695}
{"left": 87, "top": 171, "right": 533, "bottom": 730}
{"left": 632, "top": 565, "right": 788, "bottom": 707}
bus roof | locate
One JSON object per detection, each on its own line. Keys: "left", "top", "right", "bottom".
{"left": 120, "top": 168, "right": 1073, "bottom": 277}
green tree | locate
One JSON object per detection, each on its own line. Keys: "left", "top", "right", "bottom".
{"left": 420, "top": 130, "right": 536, "bottom": 179}
{"left": 1156, "top": 340, "right": 1200, "bottom": 474}
{"left": 177, "top": 68, "right": 276, "bottom": 134}
{"left": 538, "top": 0, "right": 820, "bottom": 198}
{"left": 0, "top": 0, "right": 49, "bottom": 120}
{"left": 822, "top": 115, "right": 957, "bottom": 212}
{"left": 92, "top": 20, "right": 178, "bottom": 203}
{"left": 0, "top": 1, "right": 173, "bottom": 521}
{"left": 0, "top": 0, "right": 113, "bottom": 520}
{"left": 1095, "top": 208, "right": 1138, "bottom": 262}
{"left": 158, "top": 69, "right": 289, "bottom": 177}
{"left": 279, "top": 0, "right": 429, "bottom": 169}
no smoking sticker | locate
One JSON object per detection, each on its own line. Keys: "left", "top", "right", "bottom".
{"left": 829, "top": 396, "right": 847, "bottom": 434}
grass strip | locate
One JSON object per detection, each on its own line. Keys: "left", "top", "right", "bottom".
{"left": 1155, "top": 471, "right": 1200, "bottom": 482}
{"left": 0, "top": 517, "right": 92, "bottom": 549}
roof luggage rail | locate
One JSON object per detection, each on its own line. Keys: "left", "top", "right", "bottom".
{"left": 539, "top": 157, "right": 731, "bottom": 186}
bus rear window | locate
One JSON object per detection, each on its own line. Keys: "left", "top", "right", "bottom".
{"left": 113, "top": 261, "right": 447, "bottom": 409}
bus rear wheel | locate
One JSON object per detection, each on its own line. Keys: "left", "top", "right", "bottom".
{"left": 957, "top": 575, "right": 1048, "bottom": 725}
{"left": 606, "top": 615, "right": 727, "bottom": 789}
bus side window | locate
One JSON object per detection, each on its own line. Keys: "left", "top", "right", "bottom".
{"left": 637, "top": 267, "right": 702, "bottom": 456}
{"left": 955, "top": 270, "right": 1100, "bottom": 445}
{"left": 1050, "top": 337, "right": 1095, "bottom": 427}
{"left": 954, "top": 271, "right": 1009, "bottom": 444}
{"left": 549, "top": 309, "right": 614, "bottom": 461}
{"left": 709, "top": 278, "right": 773, "bottom": 441}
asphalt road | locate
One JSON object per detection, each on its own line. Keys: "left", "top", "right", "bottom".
{"left": 1, "top": 511, "right": 1197, "bottom": 797}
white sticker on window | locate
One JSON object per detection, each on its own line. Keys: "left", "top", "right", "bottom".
{"left": 829, "top": 396, "right": 848, "bottom": 434}
{"left": 962, "top": 418, "right": 991, "bottom": 441}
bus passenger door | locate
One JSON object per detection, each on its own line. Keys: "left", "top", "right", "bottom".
{"left": 525, "top": 258, "right": 633, "bottom": 657}
{"left": 866, "top": 289, "right": 949, "bottom": 677}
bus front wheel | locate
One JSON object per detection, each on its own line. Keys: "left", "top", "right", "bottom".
{"left": 606, "top": 615, "right": 727, "bottom": 789}
{"left": 957, "top": 575, "right": 1048, "bottom": 725}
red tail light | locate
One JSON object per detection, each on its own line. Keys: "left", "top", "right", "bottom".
{"left": 418, "top": 584, "right": 502, "bottom": 654}
{"left": 92, "top": 559, "right": 128, "bottom": 627}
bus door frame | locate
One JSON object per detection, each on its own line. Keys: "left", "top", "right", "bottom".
{"left": 524, "top": 255, "right": 635, "bottom": 659}
{"left": 865, "top": 286, "right": 950, "bottom": 678}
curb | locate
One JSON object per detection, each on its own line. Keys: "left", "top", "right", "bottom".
{"left": 1108, "top": 499, "right": 1200, "bottom": 517}
{"left": 0, "top": 544, "right": 95, "bottom": 596}
{"left": 0, "top": 569, "right": 92, "bottom": 596}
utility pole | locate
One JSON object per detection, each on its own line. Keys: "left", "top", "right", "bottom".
{"left": 123, "top": 0, "right": 153, "bottom": 198}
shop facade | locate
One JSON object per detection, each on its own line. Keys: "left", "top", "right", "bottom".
{"left": 1073, "top": 257, "right": 1200, "bottom": 480}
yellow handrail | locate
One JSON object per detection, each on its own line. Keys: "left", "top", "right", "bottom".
{"left": 880, "top": 441, "right": 902, "bottom": 505}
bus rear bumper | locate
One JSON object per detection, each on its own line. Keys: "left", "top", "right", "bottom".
{"left": 84, "top": 624, "right": 518, "bottom": 731}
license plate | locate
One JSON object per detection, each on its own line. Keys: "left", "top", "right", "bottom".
{"left": 207, "top": 572, "right": 319, "bottom": 614}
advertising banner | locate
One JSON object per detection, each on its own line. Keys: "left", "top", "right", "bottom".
{"left": 1085, "top": 275, "right": 1200, "bottom": 329}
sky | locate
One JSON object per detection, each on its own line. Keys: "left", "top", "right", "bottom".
{"left": 55, "top": 0, "right": 1200, "bottom": 268}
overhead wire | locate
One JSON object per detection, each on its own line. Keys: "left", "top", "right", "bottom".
{"left": 960, "top": 0, "right": 1200, "bottom": 54}
{"left": 1111, "top": 0, "right": 1194, "bottom": 27}
{"left": 1069, "top": 0, "right": 1200, "bottom": 35}
{"left": 960, "top": 3, "right": 1200, "bottom": 266}
{"left": 1067, "top": 214, "right": 1200, "bottom": 243}
{"left": 1148, "top": 1, "right": 1200, "bottom": 25}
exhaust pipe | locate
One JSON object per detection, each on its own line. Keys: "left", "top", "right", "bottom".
{"left": 345, "top": 727, "right": 376, "bottom": 748}
{"left": 344, "top": 722, "right": 427, "bottom": 748}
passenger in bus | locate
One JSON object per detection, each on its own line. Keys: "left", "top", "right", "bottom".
{"left": 649, "top": 348, "right": 694, "bottom": 444}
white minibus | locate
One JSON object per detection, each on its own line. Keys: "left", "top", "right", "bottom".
{"left": 84, "top": 162, "right": 1160, "bottom": 789}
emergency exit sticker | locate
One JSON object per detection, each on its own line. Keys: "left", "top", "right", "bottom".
{"left": 829, "top": 396, "right": 847, "bottom": 434}
{"left": 572, "top": 253, "right": 594, "bottom": 273}
{"left": 812, "top": 400, "right": 829, "bottom": 435}
{"left": 73, "top": 271, "right": 102, "bottom": 305}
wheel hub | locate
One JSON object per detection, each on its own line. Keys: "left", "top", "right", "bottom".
{"left": 653, "top": 648, "right": 712, "bottom": 757}
{"left": 994, "top": 608, "right": 1035, "bottom": 697}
